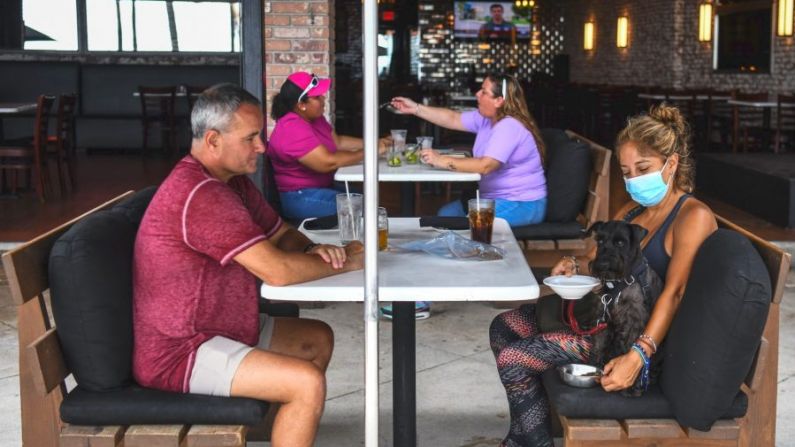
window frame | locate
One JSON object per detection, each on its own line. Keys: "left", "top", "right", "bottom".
{"left": 9, "top": 0, "right": 241, "bottom": 59}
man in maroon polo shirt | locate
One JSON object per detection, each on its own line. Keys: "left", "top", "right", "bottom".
{"left": 132, "top": 84, "right": 363, "bottom": 447}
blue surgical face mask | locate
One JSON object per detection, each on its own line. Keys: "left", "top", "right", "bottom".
{"left": 624, "top": 159, "right": 672, "bottom": 207}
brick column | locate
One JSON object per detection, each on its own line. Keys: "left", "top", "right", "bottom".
{"left": 264, "top": 0, "right": 334, "bottom": 135}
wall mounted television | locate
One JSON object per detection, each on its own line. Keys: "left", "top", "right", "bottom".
{"left": 715, "top": 4, "right": 772, "bottom": 73}
{"left": 453, "top": 1, "right": 531, "bottom": 41}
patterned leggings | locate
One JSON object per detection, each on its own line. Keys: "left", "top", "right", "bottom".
{"left": 489, "top": 303, "right": 592, "bottom": 447}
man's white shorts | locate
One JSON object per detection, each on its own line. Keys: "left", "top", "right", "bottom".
{"left": 188, "top": 315, "right": 275, "bottom": 396}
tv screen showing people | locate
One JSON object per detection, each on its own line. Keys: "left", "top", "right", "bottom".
{"left": 454, "top": 1, "right": 531, "bottom": 41}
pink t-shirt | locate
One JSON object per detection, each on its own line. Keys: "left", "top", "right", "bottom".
{"left": 267, "top": 112, "right": 337, "bottom": 192}
{"left": 132, "top": 156, "right": 283, "bottom": 393}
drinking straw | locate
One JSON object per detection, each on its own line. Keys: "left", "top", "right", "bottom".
{"left": 345, "top": 181, "right": 357, "bottom": 240}
{"left": 476, "top": 189, "right": 480, "bottom": 210}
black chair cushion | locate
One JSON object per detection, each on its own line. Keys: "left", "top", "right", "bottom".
{"left": 541, "top": 129, "right": 592, "bottom": 223}
{"left": 543, "top": 369, "right": 748, "bottom": 420}
{"left": 49, "top": 188, "right": 156, "bottom": 392}
{"left": 112, "top": 185, "right": 158, "bottom": 225}
{"left": 49, "top": 210, "right": 137, "bottom": 391}
{"left": 61, "top": 385, "right": 269, "bottom": 426}
{"left": 660, "top": 229, "right": 771, "bottom": 431}
{"left": 511, "top": 221, "right": 585, "bottom": 240}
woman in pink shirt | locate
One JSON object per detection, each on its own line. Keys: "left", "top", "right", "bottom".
{"left": 268, "top": 72, "right": 389, "bottom": 221}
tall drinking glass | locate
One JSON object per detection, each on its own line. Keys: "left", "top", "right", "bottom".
{"left": 468, "top": 198, "right": 495, "bottom": 244}
{"left": 336, "top": 193, "right": 363, "bottom": 244}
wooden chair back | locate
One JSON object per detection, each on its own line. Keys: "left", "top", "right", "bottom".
{"left": 50, "top": 94, "right": 77, "bottom": 192}
{"left": 138, "top": 86, "right": 177, "bottom": 122}
{"left": 732, "top": 92, "right": 769, "bottom": 152}
{"left": 1, "top": 192, "right": 132, "bottom": 446}
{"left": 716, "top": 216, "right": 790, "bottom": 446}
{"left": 138, "top": 86, "right": 177, "bottom": 156}
{"left": 523, "top": 131, "right": 610, "bottom": 266}
{"left": 0, "top": 94, "right": 55, "bottom": 201}
{"left": 183, "top": 84, "right": 209, "bottom": 111}
{"left": 775, "top": 94, "right": 795, "bottom": 153}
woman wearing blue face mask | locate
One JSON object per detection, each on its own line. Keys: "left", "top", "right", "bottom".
{"left": 488, "top": 104, "right": 717, "bottom": 447}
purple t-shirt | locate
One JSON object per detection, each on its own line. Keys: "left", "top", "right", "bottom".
{"left": 461, "top": 110, "right": 546, "bottom": 201}
{"left": 132, "top": 156, "right": 283, "bottom": 393}
{"left": 268, "top": 112, "right": 337, "bottom": 192}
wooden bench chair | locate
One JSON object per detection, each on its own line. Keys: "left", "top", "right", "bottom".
{"left": 515, "top": 130, "right": 611, "bottom": 270}
{"left": 2, "top": 190, "right": 270, "bottom": 446}
{"left": 546, "top": 216, "right": 790, "bottom": 447}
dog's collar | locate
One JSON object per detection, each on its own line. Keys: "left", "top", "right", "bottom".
{"left": 601, "top": 260, "right": 649, "bottom": 298}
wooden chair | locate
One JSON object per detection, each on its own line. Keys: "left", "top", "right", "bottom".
{"left": 731, "top": 92, "right": 769, "bottom": 153}
{"left": 138, "top": 86, "right": 177, "bottom": 157}
{"left": 705, "top": 90, "right": 735, "bottom": 151}
{"left": 519, "top": 130, "right": 611, "bottom": 268}
{"left": 2, "top": 191, "right": 269, "bottom": 447}
{"left": 183, "top": 84, "right": 209, "bottom": 112}
{"left": 550, "top": 216, "right": 790, "bottom": 447}
{"left": 46, "top": 94, "right": 77, "bottom": 194}
{"left": 774, "top": 94, "right": 795, "bottom": 153}
{"left": 0, "top": 94, "right": 55, "bottom": 201}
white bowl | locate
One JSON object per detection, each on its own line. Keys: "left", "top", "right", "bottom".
{"left": 543, "top": 275, "right": 601, "bottom": 300}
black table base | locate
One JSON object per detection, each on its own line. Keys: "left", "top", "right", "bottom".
{"left": 393, "top": 301, "right": 417, "bottom": 446}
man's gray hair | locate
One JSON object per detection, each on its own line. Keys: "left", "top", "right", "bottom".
{"left": 191, "top": 84, "right": 261, "bottom": 139}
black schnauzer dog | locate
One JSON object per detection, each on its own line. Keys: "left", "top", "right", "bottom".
{"left": 585, "top": 220, "right": 664, "bottom": 396}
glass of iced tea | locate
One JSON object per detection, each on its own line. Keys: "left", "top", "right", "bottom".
{"left": 377, "top": 207, "right": 389, "bottom": 251}
{"left": 467, "top": 198, "right": 495, "bottom": 244}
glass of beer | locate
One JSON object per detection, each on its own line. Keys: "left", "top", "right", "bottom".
{"left": 468, "top": 198, "right": 495, "bottom": 244}
{"left": 377, "top": 207, "right": 389, "bottom": 251}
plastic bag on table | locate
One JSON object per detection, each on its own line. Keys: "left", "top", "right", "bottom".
{"left": 395, "top": 230, "right": 504, "bottom": 261}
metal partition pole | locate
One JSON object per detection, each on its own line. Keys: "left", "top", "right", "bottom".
{"left": 362, "top": 0, "right": 380, "bottom": 446}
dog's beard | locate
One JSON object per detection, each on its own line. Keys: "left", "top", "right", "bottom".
{"left": 590, "top": 254, "right": 626, "bottom": 281}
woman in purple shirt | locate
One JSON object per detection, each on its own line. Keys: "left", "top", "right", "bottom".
{"left": 391, "top": 74, "right": 547, "bottom": 226}
{"left": 269, "top": 72, "right": 389, "bottom": 221}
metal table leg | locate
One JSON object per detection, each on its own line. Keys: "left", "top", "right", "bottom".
{"left": 393, "top": 301, "right": 416, "bottom": 447}
{"left": 399, "top": 182, "right": 415, "bottom": 217}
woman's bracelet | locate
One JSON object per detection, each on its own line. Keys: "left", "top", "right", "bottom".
{"left": 564, "top": 256, "right": 579, "bottom": 274}
{"left": 638, "top": 334, "right": 658, "bottom": 354}
{"left": 415, "top": 103, "right": 420, "bottom": 115}
{"left": 631, "top": 342, "right": 651, "bottom": 391}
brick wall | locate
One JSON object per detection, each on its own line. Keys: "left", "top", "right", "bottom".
{"left": 562, "top": 0, "right": 795, "bottom": 94}
{"left": 264, "top": 0, "right": 334, "bottom": 134}
{"left": 562, "top": 0, "right": 677, "bottom": 88}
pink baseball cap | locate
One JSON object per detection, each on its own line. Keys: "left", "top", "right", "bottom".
{"left": 287, "top": 71, "right": 331, "bottom": 98}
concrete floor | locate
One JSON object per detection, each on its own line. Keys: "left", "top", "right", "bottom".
{"left": 1, "top": 267, "right": 794, "bottom": 446}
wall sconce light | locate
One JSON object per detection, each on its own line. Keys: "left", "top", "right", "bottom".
{"left": 616, "top": 16, "right": 629, "bottom": 48}
{"left": 698, "top": 1, "right": 713, "bottom": 42}
{"left": 583, "top": 21, "right": 595, "bottom": 50}
{"left": 778, "top": 0, "right": 794, "bottom": 36}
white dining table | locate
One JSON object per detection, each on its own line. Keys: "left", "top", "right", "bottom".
{"left": 335, "top": 157, "right": 480, "bottom": 183}
{"left": 335, "top": 157, "right": 480, "bottom": 216}
{"left": 262, "top": 217, "right": 538, "bottom": 301}
{"left": 638, "top": 93, "right": 731, "bottom": 101}
{"left": 0, "top": 102, "right": 36, "bottom": 114}
{"left": 261, "top": 217, "right": 538, "bottom": 446}
{"left": 0, "top": 102, "right": 37, "bottom": 141}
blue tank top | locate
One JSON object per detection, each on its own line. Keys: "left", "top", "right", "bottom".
{"left": 623, "top": 194, "right": 691, "bottom": 280}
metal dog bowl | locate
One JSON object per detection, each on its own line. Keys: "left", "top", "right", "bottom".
{"left": 558, "top": 363, "right": 603, "bottom": 388}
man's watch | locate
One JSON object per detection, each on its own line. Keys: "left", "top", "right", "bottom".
{"left": 303, "top": 242, "right": 320, "bottom": 254}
